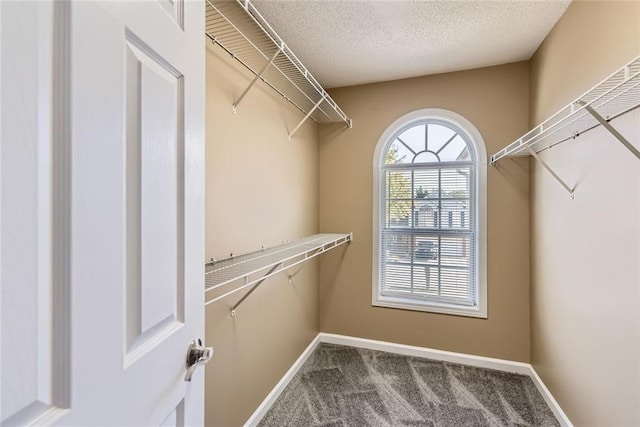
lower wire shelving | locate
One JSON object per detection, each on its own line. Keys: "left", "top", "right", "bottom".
{"left": 205, "top": 233, "right": 352, "bottom": 315}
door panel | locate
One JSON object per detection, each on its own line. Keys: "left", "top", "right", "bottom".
{"left": 1, "top": 0, "right": 205, "bottom": 425}
{"left": 124, "top": 31, "right": 186, "bottom": 357}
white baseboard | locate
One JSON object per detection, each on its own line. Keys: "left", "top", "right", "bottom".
{"left": 526, "top": 364, "right": 573, "bottom": 427}
{"left": 243, "top": 335, "right": 321, "bottom": 427}
{"left": 244, "top": 332, "right": 572, "bottom": 427}
{"left": 319, "top": 333, "right": 532, "bottom": 375}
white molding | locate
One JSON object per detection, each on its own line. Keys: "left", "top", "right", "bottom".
{"left": 245, "top": 333, "right": 572, "bottom": 427}
{"left": 319, "top": 333, "right": 530, "bottom": 374}
{"left": 526, "top": 365, "right": 573, "bottom": 427}
{"left": 373, "top": 296, "right": 487, "bottom": 318}
{"left": 243, "top": 335, "right": 321, "bottom": 427}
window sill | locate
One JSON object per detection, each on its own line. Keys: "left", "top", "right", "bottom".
{"left": 373, "top": 295, "right": 487, "bottom": 318}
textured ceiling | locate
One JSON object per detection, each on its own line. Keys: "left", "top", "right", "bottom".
{"left": 252, "top": 0, "right": 571, "bottom": 88}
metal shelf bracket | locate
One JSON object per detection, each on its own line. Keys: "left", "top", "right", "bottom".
{"left": 232, "top": 48, "right": 282, "bottom": 114}
{"left": 288, "top": 95, "right": 325, "bottom": 139}
{"left": 578, "top": 101, "right": 640, "bottom": 160}
{"left": 287, "top": 263, "right": 307, "bottom": 285}
{"left": 230, "top": 262, "right": 282, "bottom": 316}
{"left": 525, "top": 145, "right": 575, "bottom": 199}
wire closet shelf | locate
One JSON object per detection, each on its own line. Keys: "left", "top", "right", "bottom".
{"left": 205, "top": 0, "right": 352, "bottom": 134}
{"left": 205, "top": 233, "right": 352, "bottom": 314}
{"left": 491, "top": 55, "right": 640, "bottom": 164}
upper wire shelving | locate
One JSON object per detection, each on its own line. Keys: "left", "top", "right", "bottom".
{"left": 205, "top": 233, "right": 352, "bottom": 315}
{"left": 490, "top": 55, "right": 640, "bottom": 198}
{"left": 492, "top": 55, "right": 640, "bottom": 163}
{"left": 205, "top": 0, "right": 352, "bottom": 138}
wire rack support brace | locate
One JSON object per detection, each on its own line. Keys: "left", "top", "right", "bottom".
{"left": 525, "top": 145, "right": 574, "bottom": 199}
{"left": 230, "top": 262, "right": 282, "bottom": 316}
{"left": 233, "top": 47, "right": 282, "bottom": 114}
{"left": 578, "top": 101, "right": 640, "bottom": 160}
{"left": 289, "top": 95, "right": 325, "bottom": 139}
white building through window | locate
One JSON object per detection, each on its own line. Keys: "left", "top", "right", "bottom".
{"left": 373, "top": 109, "right": 487, "bottom": 317}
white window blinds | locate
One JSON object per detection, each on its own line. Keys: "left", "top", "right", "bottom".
{"left": 379, "top": 121, "right": 477, "bottom": 308}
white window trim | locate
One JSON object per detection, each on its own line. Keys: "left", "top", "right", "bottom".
{"left": 372, "top": 108, "right": 488, "bottom": 318}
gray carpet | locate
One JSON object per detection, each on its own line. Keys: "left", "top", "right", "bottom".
{"left": 258, "top": 343, "right": 559, "bottom": 427}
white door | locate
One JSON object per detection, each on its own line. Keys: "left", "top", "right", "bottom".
{"left": 1, "top": 1, "right": 206, "bottom": 425}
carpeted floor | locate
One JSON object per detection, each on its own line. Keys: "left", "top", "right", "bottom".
{"left": 258, "top": 343, "right": 559, "bottom": 427}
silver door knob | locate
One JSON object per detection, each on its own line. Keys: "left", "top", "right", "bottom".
{"left": 185, "top": 338, "right": 213, "bottom": 382}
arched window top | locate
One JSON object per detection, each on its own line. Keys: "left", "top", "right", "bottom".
{"left": 384, "top": 120, "right": 474, "bottom": 165}
{"left": 375, "top": 108, "right": 487, "bottom": 169}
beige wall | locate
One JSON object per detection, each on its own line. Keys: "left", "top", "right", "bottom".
{"left": 318, "top": 62, "right": 532, "bottom": 362}
{"left": 529, "top": 1, "right": 640, "bottom": 426}
{"left": 204, "top": 43, "right": 319, "bottom": 427}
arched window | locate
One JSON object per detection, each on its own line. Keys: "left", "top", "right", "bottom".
{"left": 372, "top": 109, "right": 487, "bottom": 317}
